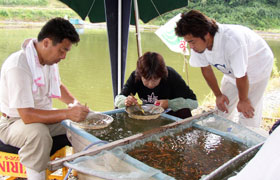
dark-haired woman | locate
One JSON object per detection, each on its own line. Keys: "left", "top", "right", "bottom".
{"left": 114, "top": 51, "right": 198, "bottom": 119}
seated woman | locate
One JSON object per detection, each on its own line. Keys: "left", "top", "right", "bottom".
{"left": 114, "top": 51, "right": 198, "bottom": 119}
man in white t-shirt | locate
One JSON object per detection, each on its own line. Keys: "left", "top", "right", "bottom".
{"left": 175, "top": 10, "right": 273, "bottom": 128}
{"left": 0, "top": 18, "right": 89, "bottom": 179}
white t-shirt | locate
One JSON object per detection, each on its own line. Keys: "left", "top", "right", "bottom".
{"left": 0, "top": 42, "right": 59, "bottom": 117}
{"left": 190, "top": 24, "right": 274, "bottom": 84}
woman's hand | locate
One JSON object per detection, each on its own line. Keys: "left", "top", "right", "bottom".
{"left": 125, "top": 95, "right": 138, "bottom": 106}
{"left": 155, "top": 100, "right": 168, "bottom": 110}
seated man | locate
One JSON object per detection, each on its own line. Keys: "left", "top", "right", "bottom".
{"left": 115, "top": 51, "right": 198, "bottom": 119}
{"left": 0, "top": 17, "right": 89, "bottom": 180}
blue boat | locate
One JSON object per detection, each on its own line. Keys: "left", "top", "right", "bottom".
{"left": 69, "top": 18, "right": 84, "bottom": 25}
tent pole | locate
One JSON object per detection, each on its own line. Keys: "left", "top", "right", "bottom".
{"left": 118, "top": 0, "right": 122, "bottom": 95}
{"left": 134, "top": 0, "right": 142, "bottom": 58}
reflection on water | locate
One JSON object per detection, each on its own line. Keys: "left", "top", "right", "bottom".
{"left": 84, "top": 112, "right": 174, "bottom": 142}
{"left": 127, "top": 127, "right": 248, "bottom": 180}
{"left": 0, "top": 28, "right": 279, "bottom": 111}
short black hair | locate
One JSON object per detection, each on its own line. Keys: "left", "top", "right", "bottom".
{"left": 38, "top": 17, "right": 80, "bottom": 45}
{"left": 175, "top": 10, "right": 218, "bottom": 40}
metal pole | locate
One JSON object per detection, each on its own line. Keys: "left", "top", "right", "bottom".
{"left": 134, "top": 0, "right": 142, "bottom": 57}
{"left": 118, "top": 0, "right": 122, "bottom": 95}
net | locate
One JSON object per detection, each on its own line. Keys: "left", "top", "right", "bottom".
{"left": 71, "top": 111, "right": 113, "bottom": 130}
{"left": 125, "top": 104, "right": 164, "bottom": 120}
{"left": 64, "top": 148, "right": 164, "bottom": 180}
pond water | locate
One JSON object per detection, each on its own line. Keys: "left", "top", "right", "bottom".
{"left": 0, "top": 28, "right": 279, "bottom": 111}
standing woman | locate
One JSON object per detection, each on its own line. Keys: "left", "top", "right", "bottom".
{"left": 114, "top": 51, "right": 198, "bottom": 119}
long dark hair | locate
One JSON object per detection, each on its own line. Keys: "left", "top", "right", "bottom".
{"left": 135, "top": 52, "right": 168, "bottom": 81}
{"left": 175, "top": 10, "right": 218, "bottom": 41}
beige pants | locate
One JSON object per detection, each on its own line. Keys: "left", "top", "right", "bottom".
{"left": 0, "top": 117, "right": 66, "bottom": 172}
{"left": 217, "top": 76, "right": 270, "bottom": 128}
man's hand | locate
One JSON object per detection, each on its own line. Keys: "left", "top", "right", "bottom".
{"left": 237, "top": 98, "right": 254, "bottom": 118}
{"left": 216, "top": 94, "right": 230, "bottom": 113}
{"left": 235, "top": 75, "right": 253, "bottom": 118}
{"left": 155, "top": 100, "right": 168, "bottom": 110}
{"left": 67, "top": 104, "right": 89, "bottom": 122}
{"left": 125, "top": 95, "right": 138, "bottom": 106}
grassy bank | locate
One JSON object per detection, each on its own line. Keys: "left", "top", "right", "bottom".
{"left": 150, "top": 0, "right": 280, "bottom": 31}
{"left": 0, "top": 0, "right": 79, "bottom": 22}
{"left": 0, "top": 0, "right": 280, "bottom": 31}
{"left": 0, "top": 7, "right": 79, "bottom": 22}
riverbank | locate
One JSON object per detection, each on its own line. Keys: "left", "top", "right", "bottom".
{"left": 1, "top": 20, "right": 280, "bottom": 40}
